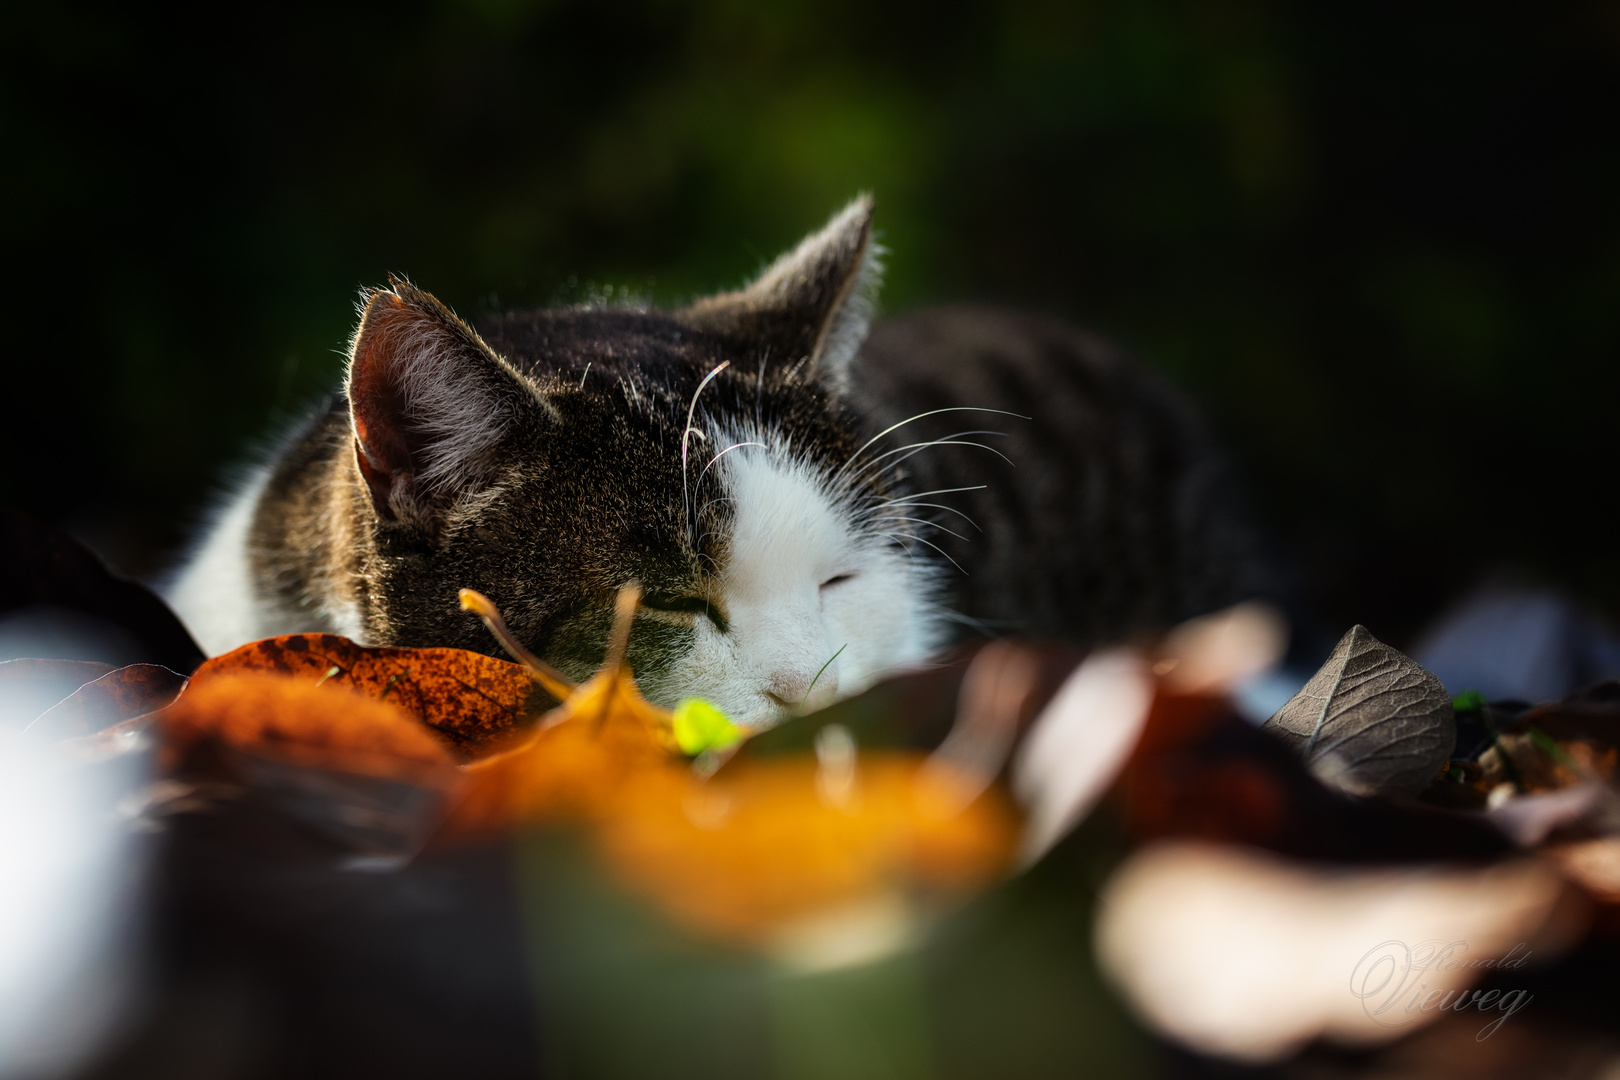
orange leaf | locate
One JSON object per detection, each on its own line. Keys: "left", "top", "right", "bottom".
{"left": 448, "top": 666, "right": 679, "bottom": 831}
{"left": 162, "top": 672, "right": 457, "bottom": 780}
{"left": 189, "top": 634, "right": 556, "bottom": 757}
{"left": 160, "top": 672, "right": 463, "bottom": 855}
{"left": 593, "top": 753, "right": 1020, "bottom": 945}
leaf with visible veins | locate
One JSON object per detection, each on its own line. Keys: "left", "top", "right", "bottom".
{"left": 189, "top": 634, "right": 558, "bottom": 758}
{"left": 1263, "top": 625, "right": 1453, "bottom": 796}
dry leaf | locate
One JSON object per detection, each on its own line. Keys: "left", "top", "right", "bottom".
{"left": 0, "top": 658, "right": 115, "bottom": 731}
{"left": 160, "top": 672, "right": 463, "bottom": 855}
{"left": 25, "top": 664, "right": 187, "bottom": 742}
{"left": 594, "top": 752, "right": 1019, "bottom": 950}
{"left": 190, "top": 634, "right": 555, "bottom": 757}
{"left": 1116, "top": 691, "right": 1509, "bottom": 861}
{"left": 447, "top": 667, "right": 678, "bottom": 831}
{"left": 1264, "top": 625, "right": 1453, "bottom": 796}
{"left": 446, "top": 589, "right": 1021, "bottom": 950}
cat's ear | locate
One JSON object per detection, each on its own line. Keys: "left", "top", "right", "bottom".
{"left": 680, "top": 196, "right": 881, "bottom": 392}
{"left": 346, "top": 277, "right": 548, "bottom": 529}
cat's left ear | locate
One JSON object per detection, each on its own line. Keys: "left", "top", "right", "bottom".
{"left": 679, "top": 196, "right": 880, "bottom": 392}
{"left": 346, "top": 276, "right": 552, "bottom": 532}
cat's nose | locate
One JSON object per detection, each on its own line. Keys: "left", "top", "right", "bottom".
{"left": 765, "top": 665, "right": 838, "bottom": 712}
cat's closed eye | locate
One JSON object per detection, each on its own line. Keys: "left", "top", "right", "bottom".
{"left": 642, "top": 594, "right": 729, "bottom": 633}
{"left": 820, "top": 573, "right": 855, "bottom": 589}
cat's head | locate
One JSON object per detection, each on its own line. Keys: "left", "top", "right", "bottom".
{"left": 342, "top": 197, "right": 945, "bottom": 727}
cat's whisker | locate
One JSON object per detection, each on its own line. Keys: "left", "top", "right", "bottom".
{"left": 755, "top": 347, "right": 769, "bottom": 430}
{"left": 697, "top": 441, "right": 766, "bottom": 489}
{"left": 833, "top": 406, "right": 1028, "bottom": 483}
{"left": 877, "top": 515, "right": 971, "bottom": 544}
{"left": 880, "top": 530, "right": 969, "bottom": 576}
{"left": 851, "top": 433, "right": 1016, "bottom": 481}
{"left": 858, "top": 484, "right": 989, "bottom": 517}
{"left": 681, "top": 360, "right": 731, "bottom": 549}
{"left": 878, "top": 531, "right": 917, "bottom": 556}
{"left": 857, "top": 501, "right": 983, "bottom": 532}
{"left": 841, "top": 430, "right": 1010, "bottom": 485}
{"left": 856, "top": 486, "right": 989, "bottom": 513}
{"left": 691, "top": 441, "right": 766, "bottom": 558}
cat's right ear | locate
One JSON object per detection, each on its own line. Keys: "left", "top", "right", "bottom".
{"left": 678, "top": 196, "right": 880, "bottom": 393}
{"left": 346, "top": 277, "right": 549, "bottom": 530}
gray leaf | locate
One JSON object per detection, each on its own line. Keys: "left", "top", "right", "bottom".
{"left": 1263, "top": 625, "right": 1454, "bottom": 796}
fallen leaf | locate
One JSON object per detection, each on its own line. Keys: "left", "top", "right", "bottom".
{"left": 447, "top": 667, "right": 678, "bottom": 831}
{"left": 0, "top": 658, "right": 114, "bottom": 731}
{"left": 1263, "top": 625, "right": 1454, "bottom": 796}
{"left": 1117, "top": 691, "right": 1508, "bottom": 861}
{"left": 0, "top": 508, "right": 205, "bottom": 673}
{"left": 161, "top": 672, "right": 462, "bottom": 856}
{"left": 593, "top": 749, "right": 1020, "bottom": 950}
{"left": 25, "top": 663, "right": 187, "bottom": 741}
{"left": 445, "top": 588, "right": 1021, "bottom": 951}
{"left": 189, "top": 634, "right": 556, "bottom": 757}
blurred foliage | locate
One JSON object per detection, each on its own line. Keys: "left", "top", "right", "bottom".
{"left": 2, "top": 0, "right": 1618, "bottom": 639}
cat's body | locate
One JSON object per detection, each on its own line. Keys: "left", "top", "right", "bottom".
{"left": 166, "top": 199, "right": 1263, "bottom": 727}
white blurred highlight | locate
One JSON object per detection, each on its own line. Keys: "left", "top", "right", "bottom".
{"left": 1094, "top": 841, "right": 1581, "bottom": 1063}
{"left": 1156, "top": 601, "right": 1288, "bottom": 697}
{"left": 0, "top": 718, "right": 149, "bottom": 1077}
{"left": 1011, "top": 649, "right": 1154, "bottom": 864}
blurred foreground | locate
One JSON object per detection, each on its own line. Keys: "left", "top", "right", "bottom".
{"left": 5, "top": 512, "right": 1620, "bottom": 1079}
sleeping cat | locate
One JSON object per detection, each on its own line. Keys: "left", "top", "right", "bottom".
{"left": 165, "top": 198, "right": 1264, "bottom": 728}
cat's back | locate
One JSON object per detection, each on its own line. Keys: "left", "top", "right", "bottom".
{"left": 853, "top": 306, "right": 1267, "bottom": 646}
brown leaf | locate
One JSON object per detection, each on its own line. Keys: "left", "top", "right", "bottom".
{"left": 1263, "top": 625, "right": 1454, "bottom": 796}
{"left": 1117, "top": 692, "right": 1508, "bottom": 861}
{"left": 190, "top": 634, "right": 556, "bottom": 757}
{"left": 0, "top": 657, "right": 114, "bottom": 731}
{"left": 161, "top": 672, "right": 463, "bottom": 856}
{"left": 26, "top": 663, "right": 187, "bottom": 741}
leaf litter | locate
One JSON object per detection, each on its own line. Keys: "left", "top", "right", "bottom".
{"left": 11, "top": 503, "right": 1620, "bottom": 1072}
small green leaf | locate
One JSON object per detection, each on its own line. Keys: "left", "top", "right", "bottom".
{"left": 1452, "top": 689, "right": 1487, "bottom": 712}
{"left": 672, "top": 697, "right": 744, "bottom": 755}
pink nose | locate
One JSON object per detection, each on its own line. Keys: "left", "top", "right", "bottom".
{"left": 766, "top": 664, "right": 839, "bottom": 710}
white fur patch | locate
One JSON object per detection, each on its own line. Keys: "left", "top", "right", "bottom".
{"left": 161, "top": 466, "right": 274, "bottom": 657}
{"left": 659, "top": 428, "right": 946, "bottom": 728}
{"left": 164, "top": 465, "right": 368, "bottom": 657}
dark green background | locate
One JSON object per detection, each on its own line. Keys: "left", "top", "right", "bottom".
{"left": 5, "top": 0, "right": 1618, "bottom": 645}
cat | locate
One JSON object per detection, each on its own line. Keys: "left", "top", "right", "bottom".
{"left": 165, "top": 197, "right": 1265, "bottom": 728}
